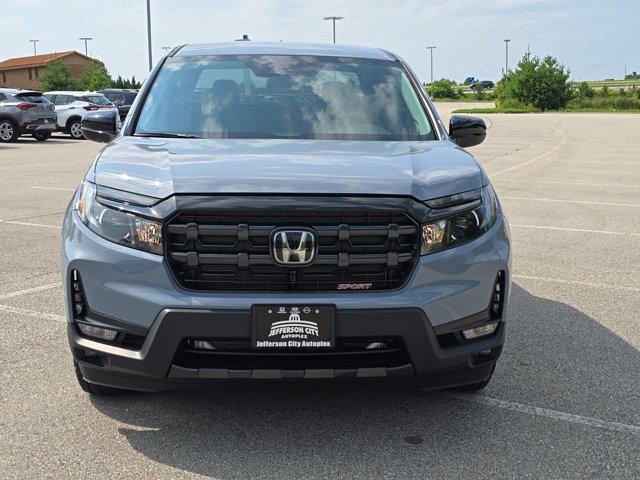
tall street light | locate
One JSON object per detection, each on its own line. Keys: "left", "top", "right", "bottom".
{"left": 426, "top": 46, "right": 436, "bottom": 84}
{"left": 503, "top": 39, "right": 511, "bottom": 75}
{"left": 29, "top": 39, "right": 39, "bottom": 56}
{"left": 146, "top": 0, "right": 153, "bottom": 71}
{"left": 78, "top": 37, "right": 93, "bottom": 56}
{"left": 323, "top": 16, "right": 345, "bottom": 43}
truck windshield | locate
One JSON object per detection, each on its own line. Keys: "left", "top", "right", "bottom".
{"left": 135, "top": 55, "right": 435, "bottom": 141}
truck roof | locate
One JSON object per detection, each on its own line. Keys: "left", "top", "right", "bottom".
{"left": 174, "top": 42, "right": 396, "bottom": 61}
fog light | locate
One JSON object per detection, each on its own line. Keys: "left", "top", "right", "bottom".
{"left": 462, "top": 322, "right": 498, "bottom": 340}
{"left": 77, "top": 323, "right": 118, "bottom": 341}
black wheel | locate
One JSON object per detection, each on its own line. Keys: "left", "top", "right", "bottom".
{"left": 32, "top": 131, "right": 51, "bottom": 141}
{"left": 0, "top": 119, "right": 19, "bottom": 142}
{"left": 453, "top": 365, "right": 495, "bottom": 392}
{"left": 68, "top": 119, "right": 84, "bottom": 139}
{"left": 74, "top": 361, "right": 127, "bottom": 395}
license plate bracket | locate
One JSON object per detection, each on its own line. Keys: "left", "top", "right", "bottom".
{"left": 252, "top": 305, "right": 335, "bottom": 350}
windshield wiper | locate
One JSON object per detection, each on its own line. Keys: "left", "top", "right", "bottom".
{"left": 135, "top": 132, "right": 200, "bottom": 139}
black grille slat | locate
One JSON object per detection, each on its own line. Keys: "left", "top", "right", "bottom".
{"left": 165, "top": 201, "right": 420, "bottom": 292}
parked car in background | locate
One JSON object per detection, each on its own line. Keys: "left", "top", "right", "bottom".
{"left": 463, "top": 76, "right": 477, "bottom": 85}
{"left": 97, "top": 89, "right": 139, "bottom": 121}
{"left": 0, "top": 88, "right": 57, "bottom": 142}
{"left": 470, "top": 80, "right": 495, "bottom": 90}
{"left": 43, "top": 91, "right": 117, "bottom": 139}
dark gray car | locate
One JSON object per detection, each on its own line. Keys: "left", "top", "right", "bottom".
{"left": 0, "top": 88, "right": 57, "bottom": 142}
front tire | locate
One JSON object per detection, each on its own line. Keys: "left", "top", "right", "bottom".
{"left": 32, "top": 131, "right": 51, "bottom": 141}
{"left": 74, "top": 361, "right": 127, "bottom": 395}
{"left": 68, "top": 119, "right": 84, "bottom": 140}
{"left": 0, "top": 119, "right": 19, "bottom": 142}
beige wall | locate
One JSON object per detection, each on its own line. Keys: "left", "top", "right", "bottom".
{"left": 0, "top": 54, "right": 93, "bottom": 90}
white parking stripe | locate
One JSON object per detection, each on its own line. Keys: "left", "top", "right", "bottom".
{"left": 4, "top": 221, "right": 59, "bottom": 229}
{"left": 31, "top": 186, "right": 76, "bottom": 192}
{"left": 489, "top": 125, "right": 566, "bottom": 177}
{"left": 0, "top": 282, "right": 61, "bottom": 300}
{"left": 495, "top": 179, "right": 640, "bottom": 188}
{"left": 448, "top": 393, "right": 640, "bottom": 436}
{"left": 501, "top": 196, "right": 640, "bottom": 208}
{"left": 513, "top": 274, "right": 640, "bottom": 293}
{"left": 511, "top": 224, "right": 640, "bottom": 236}
{"left": 0, "top": 304, "right": 66, "bottom": 322}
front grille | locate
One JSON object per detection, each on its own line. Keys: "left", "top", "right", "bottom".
{"left": 173, "top": 337, "right": 411, "bottom": 370}
{"left": 165, "top": 202, "right": 420, "bottom": 292}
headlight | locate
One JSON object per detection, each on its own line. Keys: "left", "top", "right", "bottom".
{"left": 76, "top": 181, "right": 163, "bottom": 255}
{"left": 421, "top": 185, "right": 498, "bottom": 255}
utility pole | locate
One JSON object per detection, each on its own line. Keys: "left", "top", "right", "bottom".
{"left": 146, "top": 0, "right": 153, "bottom": 71}
{"left": 426, "top": 46, "right": 436, "bottom": 84}
{"left": 323, "top": 16, "right": 345, "bottom": 43}
{"left": 78, "top": 37, "right": 93, "bottom": 56}
{"left": 504, "top": 39, "right": 511, "bottom": 75}
{"left": 161, "top": 46, "right": 172, "bottom": 52}
{"left": 29, "top": 39, "right": 39, "bottom": 56}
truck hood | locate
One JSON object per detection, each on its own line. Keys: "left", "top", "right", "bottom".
{"left": 93, "top": 137, "right": 485, "bottom": 201}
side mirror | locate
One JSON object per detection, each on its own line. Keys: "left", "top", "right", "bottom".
{"left": 81, "top": 110, "right": 118, "bottom": 143}
{"left": 449, "top": 115, "right": 486, "bottom": 148}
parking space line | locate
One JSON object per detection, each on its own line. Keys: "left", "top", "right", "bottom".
{"left": 0, "top": 304, "right": 66, "bottom": 322}
{"left": 495, "top": 179, "right": 640, "bottom": 188}
{"left": 3, "top": 221, "right": 59, "bottom": 230}
{"left": 0, "top": 282, "right": 62, "bottom": 300}
{"left": 489, "top": 124, "right": 565, "bottom": 177}
{"left": 501, "top": 196, "right": 640, "bottom": 208}
{"left": 511, "top": 224, "right": 640, "bottom": 236}
{"left": 513, "top": 274, "right": 640, "bottom": 293}
{"left": 31, "top": 186, "right": 76, "bottom": 192}
{"left": 448, "top": 393, "right": 640, "bottom": 436}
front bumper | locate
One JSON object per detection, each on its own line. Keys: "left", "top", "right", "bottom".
{"left": 63, "top": 207, "right": 510, "bottom": 390}
{"left": 72, "top": 307, "right": 504, "bottom": 391}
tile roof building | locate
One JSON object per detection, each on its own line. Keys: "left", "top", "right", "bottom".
{"left": 0, "top": 51, "right": 95, "bottom": 90}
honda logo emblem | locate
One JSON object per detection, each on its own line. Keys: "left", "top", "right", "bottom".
{"left": 271, "top": 229, "right": 317, "bottom": 266}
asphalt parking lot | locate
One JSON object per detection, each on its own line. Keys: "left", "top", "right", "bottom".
{"left": 1, "top": 104, "right": 639, "bottom": 479}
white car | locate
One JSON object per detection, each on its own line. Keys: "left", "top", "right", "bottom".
{"left": 43, "top": 91, "right": 117, "bottom": 139}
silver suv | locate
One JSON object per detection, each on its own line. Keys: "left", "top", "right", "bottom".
{"left": 43, "top": 91, "right": 117, "bottom": 139}
{"left": 0, "top": 88, "right": 57, "bottom": 142}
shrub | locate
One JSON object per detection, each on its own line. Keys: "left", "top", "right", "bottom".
{"left": 427, "top": 78, "right": 460, "bottom": 99}
{"left": 497, "top": 53, "right": 571, "bottom": 110}
{"left": 575, "top": 82, "right": 595, "bottom": 99}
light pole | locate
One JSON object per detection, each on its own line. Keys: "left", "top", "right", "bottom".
{"left": 78, "top": 37, "right": 93, "bottom": 56}
{"left": 29, "top": 39, "right": 39, "bottom": 56}
{"left": 503, "top": 39, "right": 511, "bottom": 75}
{"left": 426, "top": 46, "right": 436, "bottom": 84}
{"left": 161, "top": 46, "right": 172, "bottom": 52}
{"left": 323, "top": 16, "right": 345, "bottom": 43}
{"left": 146, "top": 0, "right": 153, "bottom": 71}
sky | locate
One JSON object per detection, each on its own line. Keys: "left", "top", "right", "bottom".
{"left": 1, "top": 0, "right": 638, "bottom": 84}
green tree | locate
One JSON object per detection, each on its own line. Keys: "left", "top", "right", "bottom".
{"left": 576, "top": 81, "right": 595, "bottom": 99}
{"left": 78, "top": 60, "right": 113, "bottom": 91}
{"left": 427, "top": 78, "right": 460, "bottom": 99}
{"left": 497, "top": 53, "right": 571, "bottom": 110}
{"left": 38, "top": 59, "right": 75, "bottom": 91}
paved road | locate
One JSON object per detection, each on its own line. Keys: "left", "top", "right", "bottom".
{"left": 1, "top": 107, "right": 639, "bottom": 479}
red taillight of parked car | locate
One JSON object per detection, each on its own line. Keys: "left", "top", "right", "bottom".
{"left": 17, "top": 102, "right": 38, "bottom": 110}
{"left": 83, "top": 104, "right": 100, "bottom": 111}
